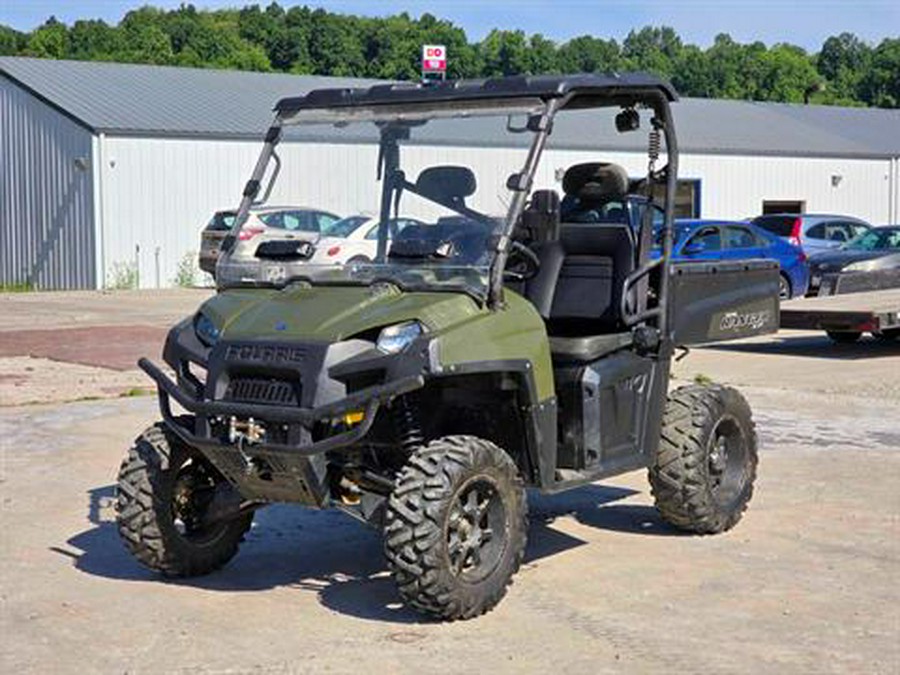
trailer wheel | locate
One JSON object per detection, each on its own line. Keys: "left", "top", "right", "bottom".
{"left": 116, "top": 422, "right": 253, "bottom": 576}
{"left": 874, "top": 328, "right": 900, "bottom": 342}
{"left": 649, "top": 384, "right": 758, "bottom": 534}
{"left": 826, "top": 330, "right": 862, "bottom": 344}
{"left": 383, "top": 436, "right": 527, "bottom": 620}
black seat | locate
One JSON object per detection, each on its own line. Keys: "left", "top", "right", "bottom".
{"left": 526, "top": 223, "right": 634, "bottom": 332}
{"left": 548, "top": 332, "right": 633, "bottom": 362}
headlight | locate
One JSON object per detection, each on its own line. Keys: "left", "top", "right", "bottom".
{"left": 194, "top": 313, "right": 221, "bottom": 347}
{"left": 376, "top": 321, "right": 423, "bottom": 354}
{"left": 844, "top": 260, "right": 875, "bottom": 272}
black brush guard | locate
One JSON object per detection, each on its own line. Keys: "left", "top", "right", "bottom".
{"left": 139, "top": 357, "right": 423, "bottom": 504}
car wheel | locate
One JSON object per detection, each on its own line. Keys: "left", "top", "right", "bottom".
{"left": 778, "top": 273, "right": 791, "bottom": 300}
{"left": 826, "top": 330, "right": 863, "bottom": 344}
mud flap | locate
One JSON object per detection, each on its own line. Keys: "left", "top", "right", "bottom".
{"left": 667, "top": 259, "right": 780, "bottom": 345}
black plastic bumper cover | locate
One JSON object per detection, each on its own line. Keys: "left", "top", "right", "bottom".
{"left": 139, "top": 357, "right": 424, "bottom": 456}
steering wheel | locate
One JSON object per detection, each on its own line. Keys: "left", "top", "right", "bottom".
{"left": 504, "top": 241, "right": 541, "bottom": 282}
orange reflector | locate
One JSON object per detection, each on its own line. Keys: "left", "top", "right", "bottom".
{"left": 343, "top": 411, "right": 365, "bottom": 426}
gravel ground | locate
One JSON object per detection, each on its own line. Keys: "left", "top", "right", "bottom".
{"left": 0, "top": 290, "right": 897, "bottom": 674}
{"left": 0, "top": 386, "right": 897, "bottom": 674}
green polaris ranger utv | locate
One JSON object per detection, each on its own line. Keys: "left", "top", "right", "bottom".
{"left": 116, "top": 74, "right": 779, "bottom": 620}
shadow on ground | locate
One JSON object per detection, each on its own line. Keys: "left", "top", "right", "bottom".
{"left": 57, "top": 482, "right": 679, "bottom": 623}
{"left": 701, "top": 333, "right": 900, "bottom": 360}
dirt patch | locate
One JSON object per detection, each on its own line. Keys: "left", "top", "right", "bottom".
{"left": 0, "top": 356, "right": 151, "bottom": 406}
{"left": 0, "top": 325, "right": 166, "bottom": 371}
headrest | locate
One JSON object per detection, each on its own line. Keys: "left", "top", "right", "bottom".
{"left": 562, "top": 162, "right": 629, "bottom": 200}
{"left": 528, "top": 189, "right": 560, "bottom": 215}
{"left": 416, "top": 166, "right": 477, "bottom": 204}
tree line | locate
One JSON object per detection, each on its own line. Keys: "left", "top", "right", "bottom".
{"left": 1, "top": 3, "right": 898, "bottom": 108}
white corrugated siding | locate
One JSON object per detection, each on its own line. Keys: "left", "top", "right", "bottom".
{"left": 98, "top": 135, "right": 894, "bottom": 288}
{"left": 1, "top": 76, "right": 95, "bottom": 289}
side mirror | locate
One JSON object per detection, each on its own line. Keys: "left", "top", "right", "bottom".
{"left": 683, "top": 241, "right": 706, "bottom": 256}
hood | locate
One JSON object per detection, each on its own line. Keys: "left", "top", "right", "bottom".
{"left": 199, "top": 285, "right": 484, "bottom": 342}
{"left": 809, "top": 249, "right": 887, "bottom": 272}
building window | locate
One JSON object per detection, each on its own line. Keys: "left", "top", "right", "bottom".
{"left": 642, "top": 179, "right": 701, "bottom": 218}
{"left": 762, "top": 200, "right": 805, "bottom": 214}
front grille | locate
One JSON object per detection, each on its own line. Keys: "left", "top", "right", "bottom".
{"left": 225, "top": 377, "right": 300, "bottom": 405}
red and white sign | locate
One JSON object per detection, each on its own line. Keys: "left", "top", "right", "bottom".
{"left": 422, "top": 44, "right": 447, "bottom": 72}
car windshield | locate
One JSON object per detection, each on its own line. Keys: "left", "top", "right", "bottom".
{"left": 843, "top": 227, "right": 900, "bottom": 251}
{"left": 216, "top": 105, "right": 544, "bottom": 299}
{"left": 323, "top": 215, "right": 370, "bottom": 238}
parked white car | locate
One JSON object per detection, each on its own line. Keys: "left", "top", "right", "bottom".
{"left": 199, "top": 206, "right": 341, "bottom": 274}
{"left": 310, "top": 214, "right": 425, "bottom": 265}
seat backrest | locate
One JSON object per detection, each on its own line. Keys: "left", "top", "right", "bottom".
{"left": 520, "top": 189, "right": 560, "bottom": 244}
{"left": 524, "top": 222, "right": 635, "bottom": 333}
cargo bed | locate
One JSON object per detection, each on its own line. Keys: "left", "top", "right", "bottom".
{"left": 780, "top": 288, "right": 900, "bottom": 334}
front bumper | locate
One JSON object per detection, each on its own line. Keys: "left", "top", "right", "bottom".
{"left": 140, "top": 357, "right": 423, "bottom": 456}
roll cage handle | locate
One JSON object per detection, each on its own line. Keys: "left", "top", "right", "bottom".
{"left": 252, "top": 149, "right": 281, "bottom": 207}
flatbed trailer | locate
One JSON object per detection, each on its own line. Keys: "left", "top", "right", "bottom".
{"left": 780, "top": 288, "right": 900, "bottom": 340}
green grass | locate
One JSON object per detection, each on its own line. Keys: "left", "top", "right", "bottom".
{"left": 693, "top": 373, "right": 714, "bottom": 386}
{"left": 120, "top": 387, "right": 153, "bottom": 398}
{"left": 0, "top": 282, "right": 35, "bottom": 293}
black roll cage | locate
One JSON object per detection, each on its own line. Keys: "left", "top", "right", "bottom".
{"left": 222, "top": 77, "right": 679, "bottom": 343}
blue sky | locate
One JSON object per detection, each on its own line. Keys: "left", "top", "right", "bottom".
{"left": 2, "top": 0, "right": 898, "bottom": 51}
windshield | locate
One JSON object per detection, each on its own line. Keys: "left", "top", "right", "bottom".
{"left": 844, "top": 228, "right": 900, "bottom": 251}
{"left": 216, "top": 110, "right": 543, "bottom": 299}
{"left": 323, "top": 215, "right": 370, "bottom": 238}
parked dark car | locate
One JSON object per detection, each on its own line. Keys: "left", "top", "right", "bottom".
{"left": 653, "top": 219, "right": 810, "bottom": 298}
{"left": 808, "top": 225, "right": 900, "bottom": 295}
{"left": 751, "top": 213, "right": 871, "bottom": 257}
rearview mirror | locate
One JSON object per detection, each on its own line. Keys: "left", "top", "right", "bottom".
{"left": 615, "top": 108, "right": 641, "bottom": 133}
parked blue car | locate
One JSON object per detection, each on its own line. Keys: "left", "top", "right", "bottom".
{"left": 653, "top": 219, "right": 810, "bottom": 298}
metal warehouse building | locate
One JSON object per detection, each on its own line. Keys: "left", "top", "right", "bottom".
{"left": 2, "top": 56, "right": 899, "bottom": 290}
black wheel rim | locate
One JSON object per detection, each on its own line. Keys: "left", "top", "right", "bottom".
{"left": 171, "top": 459, "right": 228, "bottom": 544}
{"left": 446, "top": 477, "right": 508, "bottom": 583}
{"left": 707, "top": 416, "right": 750, "bottom": 508}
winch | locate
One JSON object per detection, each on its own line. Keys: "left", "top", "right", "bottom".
{"left": 227, "top": 416, "right": 266, "bottom": 444}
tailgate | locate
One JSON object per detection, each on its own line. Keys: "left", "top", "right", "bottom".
{"left": 667, "top": 259, "right": 780, "bottom": 345}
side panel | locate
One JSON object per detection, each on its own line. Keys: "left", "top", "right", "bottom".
{"left": 0, "top": 76, "right": 95, "bottom": 289}
{"left": 556, "top": 352, "right": 668, "bottom": 478}
{"left": 668, "top": 259, "right": 780, "bottom": 345}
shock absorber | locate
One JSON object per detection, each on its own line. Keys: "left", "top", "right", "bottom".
{"left": 647, "top": 123, "right": 661, "bottom": 178}
{"left": 393, "top": 395, "right": 424, "bottom": 453}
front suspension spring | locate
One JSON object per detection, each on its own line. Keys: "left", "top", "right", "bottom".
{"left": 393, "top": 396, "right": 424, "bottom": 453}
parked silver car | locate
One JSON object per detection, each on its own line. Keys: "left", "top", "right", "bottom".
{"left": 199, "top": 206, "right": 340, "bottom": 274}
{"left": 750, "top": 213, "right": 871, "bottom": 257}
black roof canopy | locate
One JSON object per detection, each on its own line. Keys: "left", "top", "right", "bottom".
{"left": 274, "top": 73, "right": 678, "bottom": 115}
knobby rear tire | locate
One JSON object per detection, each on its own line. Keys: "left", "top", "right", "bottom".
{"left": 649, "top": 384, "right": 758, "bottom": 534}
